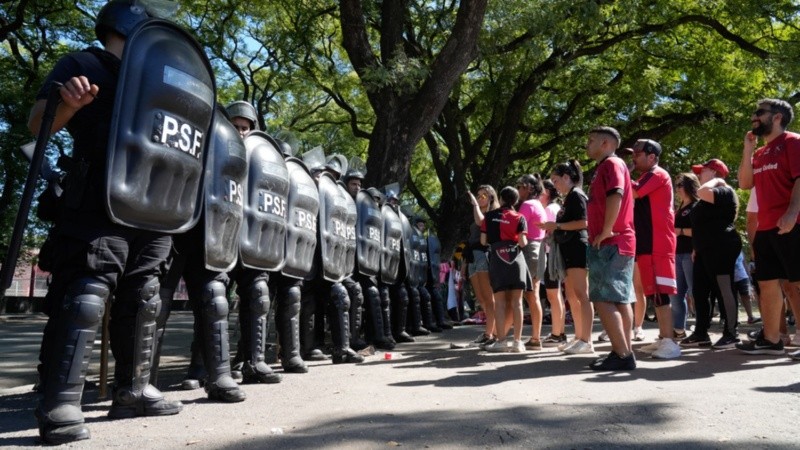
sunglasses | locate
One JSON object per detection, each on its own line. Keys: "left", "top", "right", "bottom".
{"left": 754, "top": 108, "right": 775, "bottom": 117}
{"left": 477, "top": 193, "right": 488, "bottom": 199}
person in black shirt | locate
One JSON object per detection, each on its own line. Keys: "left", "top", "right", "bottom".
{"left": 671, "top": 173, "right": 700, "bottom": 338}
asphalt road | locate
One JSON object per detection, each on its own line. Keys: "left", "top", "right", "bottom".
{"left": 1, "top": 311, "right": 799, "bottom": 449}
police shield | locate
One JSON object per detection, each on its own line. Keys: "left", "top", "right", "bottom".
{"left": 355, "top": 190, "right": 382, "bottom": 277}
{"left": 106, "top": 19, "right": 215, "bottom": 232}
{"left": 281, "top": 157, "right": 319, "bottom": 279}
{"left": 380, "top": 204, "right": 403, "bottom": 285}
{"left": 412, "top": 226, "right": 429, "bottom": 287}
{"left": 317, "top": 173, "right": 350, "bottom": 282}
{"left": 239, "top": 131, "right": 289, "bottom": 271}
{"left": 338, "top": 182, "right": 357, "bottom": 277}
{"left": 203, "top": 107, "right": 247, "bottom": 272}
{"left": 400, "top": 212, "right": 421, "bottom": 287}
{"left": 427, "top": 233, "right": 442, "bottom": 284}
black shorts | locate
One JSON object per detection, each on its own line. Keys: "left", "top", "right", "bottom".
{"left": 753, "top": 226, "right": 800, "bottom": 282}
{"left": 559, "top": 238, "right": 587, "bottom": 270}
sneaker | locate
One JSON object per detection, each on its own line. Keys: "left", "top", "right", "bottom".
{"left": 542, "top": 333, "right": 567, "bottom": 347}
{"left": 747, "top": 328, "right": 763, "bottom": 341}
{"left": 652, "top": 338, "right": 681, "bottom": 359}
{"left": 680, "top": 332, "right": 712, "bottom": 347}
{"left": 736, "top": 337, "right": 785, "bottom": 355}
{"left": 511, "top": 340, "right": 526, "bottom": 353}
{"left": 711, "top": 334, "right": 741, "bottom": 350}
{"left": 479, "top": 338, "right": 497, "bottom": 350}
{"left": 789, "top": 335, "right": 800, "bottom": 348}
{"left": 564, "top": 340, "right": 594, "bottom": 354}
{"left": 558, "top": 338, "right": 578, "bottom": 352}
{"left": 639, "top": 338, "right": 662, "bottom": 353}
{"left": 747, "top": 316, "right": 762, "bottom": 324}
{"left": 588, "top": 352, "right": 636, "bottom": 371}
{"left": 485, "top": 339, "right": 509, "bottom": 353}
{"left": 597, "top": 330, "right": 610, "bottom": 342}
{"left": 524, "top": 339, "right": 542, "bottom": 351}
{"left": 674, "top": 330, "right": 687, "bottom": 340}
{"left": 632, "top": 327, "right": 645, "bottom": 342}
{"left": 469, "top": 333, "right": 492, "bottom": 348}
{"left": 789, "top": 349, "right": 800, "bottom": 361}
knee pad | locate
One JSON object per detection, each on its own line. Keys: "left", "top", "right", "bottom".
{"left": 345, "top": 279, "right": 364, "bottom": 308}
{"left": 278, "top": 284, "right": 301, "bottom": 314}
{"left": 137, "top": 277, "right": 162, "bottom": 323}
{"left": 650, "top": 293, "right": 671, "bottom": 308}
{"left": 379, "top": 285, "right": 391, "bottom": 309}
{"left": 330, "top": 283, "right": 351, "bottom": 311}
{"left": 364, "top": 285, "right": 380, "bottom": 306}
{"left": 246, "top": 280, "right": 270, "bottom": 316}
{"left": 202, "top": 280, "right": 230, "bottom": 321}
{"left": 64, "top": 277, "right": 110, "bottom": 328}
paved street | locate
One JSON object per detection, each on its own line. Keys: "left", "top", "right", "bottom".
{"left": 1, "top": 311, "right": 799, "bottom": 449}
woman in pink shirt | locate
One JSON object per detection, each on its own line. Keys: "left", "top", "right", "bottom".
{"left": 516, "top": 174, "right": 547, "bottom": 350}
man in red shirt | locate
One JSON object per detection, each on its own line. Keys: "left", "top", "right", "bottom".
{"left": 585, "top": 127, "right": 637, "bottom": 370}
{"left": 631, "top": 139, "right": 680, "bottom": 359}
{"left": 737, "top": 98, "right": 800, "bottom": 355}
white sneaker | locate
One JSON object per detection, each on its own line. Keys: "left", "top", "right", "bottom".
{"left": 558, "top": 338, "right": 577, "bottom": 352}
{"left": 633, "top": 327, "right": 645, "bottom": 342}
{"left": 651, "top": 337, "right": 682, "bottom": 359}
{"left": 485, "top": 339, "right": 509, "bottom": 353}
{"left": 510, "top": 340, "right": 525, "bottom": 353}
{"left": 790, "top": 335, "right": 800, "bottom": 348}
{"left": 639, "top": 338, "right": 662, "bottom": 353}
{"left": 597, "top": 330, "right": 609, "bottom": 342}
{"left": 564, "top": 340, "right": 594, "bottom": 354}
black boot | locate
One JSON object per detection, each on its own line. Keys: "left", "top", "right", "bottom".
{"left": 328, "top": 283, "right": 364, "bottom": 364}
{"left": 200, "top": 280, "right": 246, "bottom": 402}
{"left": 365, "top": 281, "right": 394, "bottom": 350}
{"left": 108, "top": 278, "right": 183, "bottom": 419}
{"left": 344, "top": 278, "right": 368, "bottom": 350}
{"left": 406, "top": 285, "right": 430, "bottom": 336}
{"left": 379, "top": 285, "right": 398, "bottom": 347}
{"left": 36, "top": 278, "right": 108, "bottom": 445}
{"left": 276, "top": 283, "right": 308, "bottom": 373}
{"left": 238, "top": 277, "right": 282, "bottom": 384}
{"left": 300, "top": 284, "right": 328, "bottom": 360}
{"left": 181, "top": 339, "right": 207, "bottom": 390}
{"left": 390, "top": 284, "right": 415, "bottom": 343}
{"left": 419, "top": 286, "right": 442, "bottom": 332}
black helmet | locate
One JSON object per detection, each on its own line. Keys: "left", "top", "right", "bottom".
{"left": 325, "top": 154, "right": 348, "bottom": 178}
{"left": 225, "top": 101, "right": 259, "bottom": 130}
{"left": 366, "top": 187, "right": 384, "bottom": 204}
{"left": 343, "top": 156, "right": 366, "bottom": 182}
{"left": 95, "top": 0, "right": 150, "bottom": 44}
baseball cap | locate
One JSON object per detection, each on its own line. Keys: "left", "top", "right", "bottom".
{"left": 632, "top": 139, "right": 662, "bottom": 157}
{"left": 691, "top": 159, "right": 730, "bottom": 178}
{"left": 615, "top": 147, "right": 634, "bottom": 157}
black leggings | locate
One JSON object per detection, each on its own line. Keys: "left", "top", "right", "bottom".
{"left": 693, "top": 244, "right": 741, "bottom": 336}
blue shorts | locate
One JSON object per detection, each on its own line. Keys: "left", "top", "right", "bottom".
{"left": 588, "top": 245, "right": 634, "bottom": 304}
{"left": 468, "top": 250, "right": 489, "bottom": 277}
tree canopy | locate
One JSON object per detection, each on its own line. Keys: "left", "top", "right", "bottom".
{"left": 1, "top": 0, "right": 799, "bottom": 261}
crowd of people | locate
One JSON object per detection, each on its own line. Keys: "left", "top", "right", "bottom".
{"left": 460, "top": 109, "right": 800, "bottom": 372}
{"left": 18, "top": 0, "right": 800, "bottom": 445}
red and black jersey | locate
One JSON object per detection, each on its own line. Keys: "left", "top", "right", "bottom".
{"left": 481, "top": 207, "right": 527, "bottom": 244}
{"left": 633, "top": 165, "right": 675, "bottom": 257}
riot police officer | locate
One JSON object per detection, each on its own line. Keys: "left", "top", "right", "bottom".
{"left": 29, "top": 1, "right": 202, "bottom": 443}
{"left": 343, "top": 160, "right": 395, "bottom": 350}
{"left": 226, "top": 102, "right": 288, "bottom": 382}
{"left": 300, "top": 150, "right": 364, "bottom": 363}
{"left": 380, "top": 185, "right": 416, "bottom": 343}
{"left": 417, "top": 218, "right": 453, "bottom": 330}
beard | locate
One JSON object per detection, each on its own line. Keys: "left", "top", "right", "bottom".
{"left": 752, "top": 120, "right": 772, "bottom": 136}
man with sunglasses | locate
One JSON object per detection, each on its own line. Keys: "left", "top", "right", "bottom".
{"left": 737, "top": 99, "right": 800, "bottom": 356}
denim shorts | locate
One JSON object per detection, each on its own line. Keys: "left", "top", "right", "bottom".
{"left": 587, "top": 244, "right": 634, "bottom": 303}
{"left": 468, "top": 250, "right": 489, "bottom": 276}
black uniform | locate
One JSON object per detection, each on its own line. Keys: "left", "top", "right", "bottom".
{"left": 35, "top": 47, "right": 181, "bottom": 444}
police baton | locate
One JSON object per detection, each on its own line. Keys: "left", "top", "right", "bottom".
{"left": 0, "top": 81, "right": 62, "bottom": 291}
